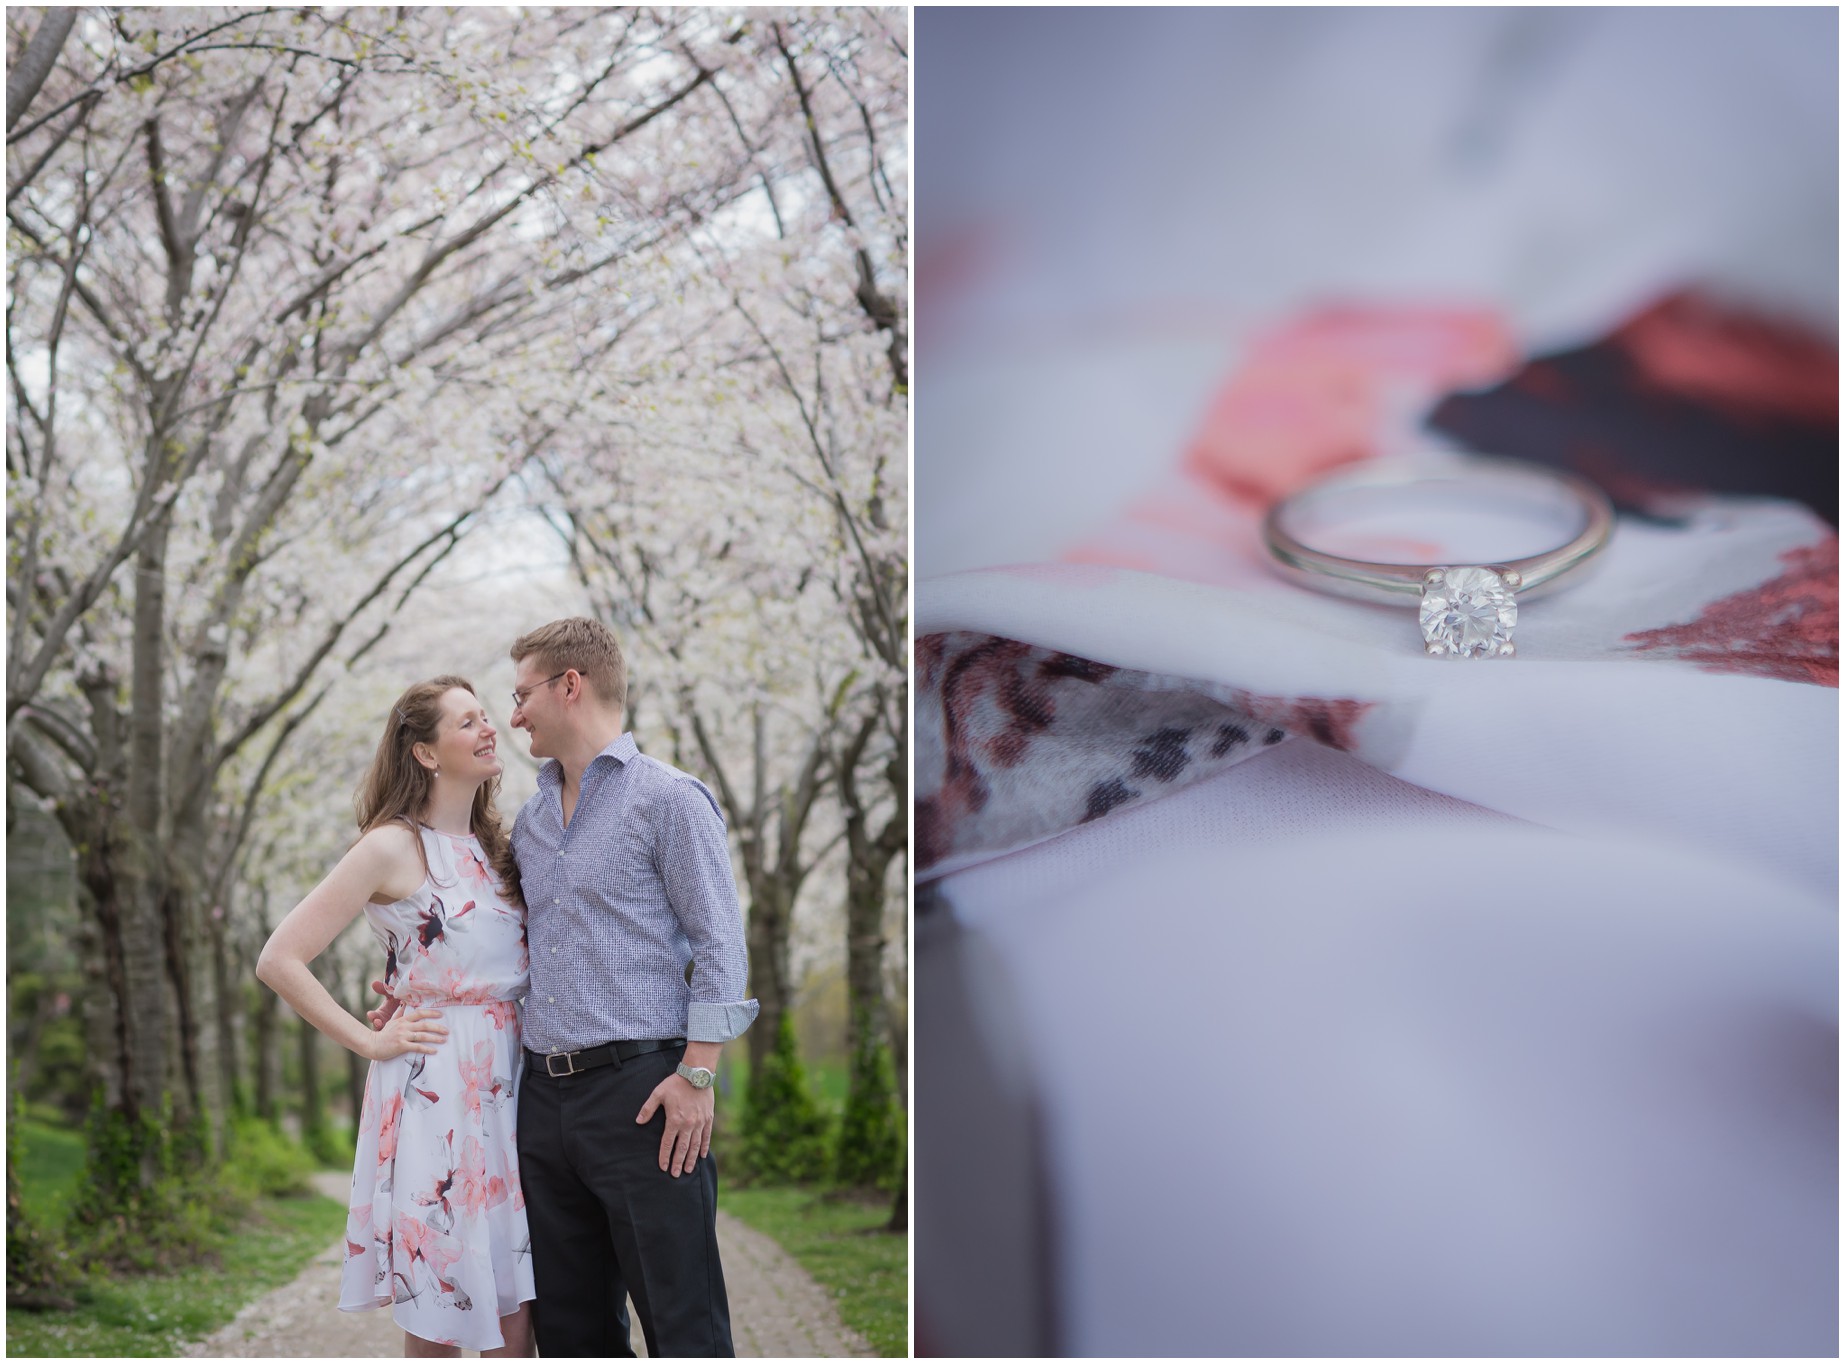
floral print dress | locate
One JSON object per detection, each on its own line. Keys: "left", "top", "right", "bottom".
{"left": 338, "top": 827, "right": 534, "bottom": 1350}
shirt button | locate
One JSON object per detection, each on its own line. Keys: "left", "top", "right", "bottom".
{"left": 547, "top": 997, "right": 555, "bottom": 1004}
{"left": 550, "top": 946, "right": 558, "bottom": 954}
{"left": 553, "top": 898, "right": 559, "bottom": 905}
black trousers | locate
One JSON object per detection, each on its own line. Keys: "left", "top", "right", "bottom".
{"left": 517, "top": 1046, "right": 734, "bottom": 1358}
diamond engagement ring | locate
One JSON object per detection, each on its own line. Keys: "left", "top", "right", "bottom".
{"left": 1262, "top": 457, "right": 1614, "bottom": 658}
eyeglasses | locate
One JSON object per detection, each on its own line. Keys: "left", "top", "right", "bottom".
{"left": 510, "top": 671, "right": 569, "bottom": 710}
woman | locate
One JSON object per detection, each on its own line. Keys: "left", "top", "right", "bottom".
{"left": 257, "top": 676, "right": 534, "bottom": 1356}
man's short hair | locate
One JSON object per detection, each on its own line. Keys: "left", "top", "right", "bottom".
{"left": 511, "top": 617, "right": 627, "bottom": 712}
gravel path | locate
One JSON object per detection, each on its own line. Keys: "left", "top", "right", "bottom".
{"left": 186, "top": 1173, "right": 872, "bottom": 1358}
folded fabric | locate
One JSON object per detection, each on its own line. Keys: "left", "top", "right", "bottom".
{"left": 917, "top": 303, "right": 1838, "bottom": 897}
{"left": 915, "top": 298, "right": 1838, "bottom": 1357}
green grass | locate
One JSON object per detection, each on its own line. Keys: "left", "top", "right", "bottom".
{"left": 5, "top": 1191, "right": 347, "bottom": 1357}
{"left": 11, "top": 1117, "right": 87, "bottom": 1229}
{"left": 7, "top": 1113, "right": 346, "bottom": 1356}
{"left": 722, "top": 1186, "right": 907, "bottom": 1357}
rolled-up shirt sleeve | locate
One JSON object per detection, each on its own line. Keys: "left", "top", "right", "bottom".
{"left": 659, "top": 776, "right": 760, "bottom": 1043}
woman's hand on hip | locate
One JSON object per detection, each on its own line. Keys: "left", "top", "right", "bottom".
{"left": 367, "top": 1006, "right": 449, "bottom": 1061}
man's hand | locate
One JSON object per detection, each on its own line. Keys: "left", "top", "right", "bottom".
{"left": 636, "top": 1070, "right": 714, "bottom": 1178}
{"left": 366, "top": 979, "right": 402, "bottom": 1031}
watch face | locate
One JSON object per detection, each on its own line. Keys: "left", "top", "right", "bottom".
{"left": 680, "top": 1064, "right": 715, "bottom": 1089}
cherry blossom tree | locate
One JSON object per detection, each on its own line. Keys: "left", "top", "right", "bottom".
{"left": 6, "top": 5, "right": 905, "bottom": 1218}
{"left": 529, "top": 10, "right": 907, "bottom": 1101}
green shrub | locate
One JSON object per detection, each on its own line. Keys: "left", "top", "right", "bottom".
{"left": 834, "top": 1019, "right": 903, "bottom": 1191}
{"left": 7, "top": 970, "right": 93, "bottom": 1124}
{"left": 302, "top": 1116, "right": 353, "bottom": 1170}
{"left": 221, "top": 1116, "right": 318, "bottom": 1201}
{"left": 6, "top": 1096, "right": 83, "bottom": 1310}
{"left": 736, "top": 1014, "right": 830, "bottom": 1184}
{"left": 69, "top": 1098, "right": 227, "bottom": 1272}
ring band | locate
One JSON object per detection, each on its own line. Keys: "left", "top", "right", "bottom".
{"left": 1263, "top": 457, "right": 1614, "bottom": 658}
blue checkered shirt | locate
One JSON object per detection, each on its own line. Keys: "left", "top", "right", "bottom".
{"left": 513, "top": 732, "right": 759, "bottom": 1054}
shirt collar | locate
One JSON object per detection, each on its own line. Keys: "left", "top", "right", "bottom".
{"left": 600, "top": 732, "right": 640, "bottom": 765}
{"left": 536, "top": 732, "right": 639, "bottom": 791}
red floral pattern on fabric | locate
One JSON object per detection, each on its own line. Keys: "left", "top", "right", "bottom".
{"left": 1625, "top": 538, "right": 1839, "bottom": 687}
{"left": 1614, "top": 293, "right": 1838, "bottom": 428}
{"left": 1235, "top": 694, "right": 1373, "bottom": 754}
{"left": 917, "top": 631, "right": 1373, "bottom": 874}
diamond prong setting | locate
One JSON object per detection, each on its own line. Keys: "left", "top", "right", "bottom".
{"left": 1419, "top": 566, "right": 1518, "bottom": 659}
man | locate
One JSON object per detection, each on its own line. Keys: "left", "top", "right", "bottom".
{"left": 502, "top": 616, "right": 756, "bottom": 1356}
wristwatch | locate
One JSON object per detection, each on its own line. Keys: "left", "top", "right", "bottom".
{"left": 676, "top": 1062, "right": 715, "bottom": 1090}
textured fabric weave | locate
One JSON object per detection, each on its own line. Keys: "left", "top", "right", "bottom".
{"left": 514, "top": 733, "right": 757, "bottom": 1053}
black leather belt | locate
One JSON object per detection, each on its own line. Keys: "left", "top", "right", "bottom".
{"left": 527, "top": 1038, "right": 684, "bottom": 1079}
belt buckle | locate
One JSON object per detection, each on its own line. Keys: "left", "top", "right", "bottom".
{"left": 545, "top": 1050, "right": 578, "bottom": 1078}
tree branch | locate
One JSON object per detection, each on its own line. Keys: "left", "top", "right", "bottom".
{"left": 6, "top": 90, "right": 100, "bottom": 205}
{"left": 16, "top": 699, "right": 97, "bottom": 773}
{"left": 207, "top": 684, "right": 329, "bottom": 909}
{"left": 5, "top": 715, "right": 76, "bottom": 807}
{"left": 6, "top": 8, "right": 77, "bottom": 132}
{"left": 333, "top": 61, "right": 717, "bottom": 371}
{"left": 205, "top": 489, "right": 503, "bottom": 784}
{"left": 9, "top": 12, "right": 275, "bottom": 146}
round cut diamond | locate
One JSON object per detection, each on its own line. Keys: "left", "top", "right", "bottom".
{"left": 1420, "top": 566, "right": 1517, "bottom": 658}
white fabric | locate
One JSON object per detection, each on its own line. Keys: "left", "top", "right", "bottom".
{"left": 916, "top": 6, "right": 1837, "bottom": 581}
{"left": 946, "top": 752, "right": 1836, "bottom": 1355}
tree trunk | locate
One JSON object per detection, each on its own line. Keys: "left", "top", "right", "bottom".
{"left": 744, "top": 876, "right": 793, "bottom": 1080}
{"left": 212, "top": 908, "right": 243, "bottom": 1120}
{"left": 253, "top": 977, "right": 281, "bottom": 1126}
{"left": 122, "top": 519, "right": 176, "bottom": 1130}
{"left": 70, "top": 881, "right": 123, "bottom": 1112}
{"left": 346, "top": 978, "right": 368, "bottom": 1136}
{"left": 843, "top": 832, "right": 893, "bottom": 1065}
{"left": 162, "top": 876, "right": 206, "bottom": 1138}
{"left": 89, "top": 844, "right": 173, "bottom": 1187}
{"left": 888, "top": 1156, "right": 908, "bottom": 1233}
{"left": 166, "top": 821, "right": 225, "bottom": 1155}
{"left": 889, "top": 1009, "right": 908, "bottom": 1112}
{"left": 837, "top": 697, "right": 905, "bottom": 1089}
{"left": 297, "top": 1005, "right": 323, "bottom": 1147}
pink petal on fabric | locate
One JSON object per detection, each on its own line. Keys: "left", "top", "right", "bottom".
{"left": 397, "top": 1212, "right": 434, "bottom": 1263}
{"left": 1185, "top": 305, "right": 1516, "bottom": 504}
{"left": 377, "top": 1091, "right": 404, "bottom": 1165}
{"left": 1254, "top": 306, "right": 1517, "bottom": 384}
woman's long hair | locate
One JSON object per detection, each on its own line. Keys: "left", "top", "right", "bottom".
{"left": 354, "top": 675, "right": 523, "bottom": 907}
